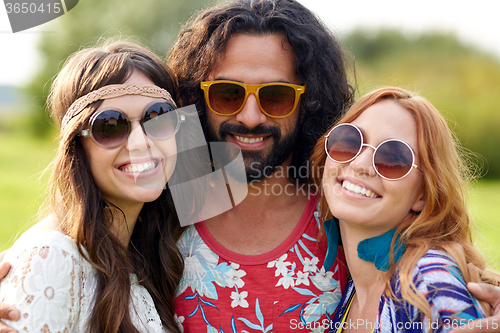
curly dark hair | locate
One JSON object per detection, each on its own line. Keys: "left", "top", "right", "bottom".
{"left": 168, "top": 0, "right": 355, "bottom": 182}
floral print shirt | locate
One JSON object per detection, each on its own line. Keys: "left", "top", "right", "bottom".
{"left": 175, "top": 197, "right": 348, "bottom": 333}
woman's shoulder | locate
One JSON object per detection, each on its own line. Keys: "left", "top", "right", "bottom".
{"left": 7, "top": 231, "right": 77, "bottom": 258}
{"left": 412, "top": 249, "right": 458, "bottom": 271}
{"left": 386, "top": 249, "right": 486, "bottom": 328}
{"left": 410, "top": 248, "right": 469, "bottom": 289}
{"left": 0, "top": 220, "right": 92, "bottom": 331}
{"left": 413, "top": 249, "right": 463, "bottom": 280}
{"left": 412, "top": 249, "right": 485, "bottom": 316}
{"left": 5, "top": 216, "right": 85, "bottom": 267}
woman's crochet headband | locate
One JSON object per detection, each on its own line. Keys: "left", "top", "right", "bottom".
{"left": 61, "top": 84, "right": 176, "bottom": 129}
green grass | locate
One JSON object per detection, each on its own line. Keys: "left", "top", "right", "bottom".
{"left": 470, "top": 180, "right": 500, "bottom": 270}
{"left": 0, "top": 127, "right": 500, "bottom": 272}
{"left": 0, "top": 126, "right": 57, "bottom": 251}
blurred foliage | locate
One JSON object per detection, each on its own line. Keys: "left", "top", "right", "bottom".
{"left": 24, "top": 0, "right": 217, "bottom": 136}
{"left": 25, "top": 14, "right": 500, "bottom": 178}
{"left": 342, "top": 29, "right": 500, "bottom": 178}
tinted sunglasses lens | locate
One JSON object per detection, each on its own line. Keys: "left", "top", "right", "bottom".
{"left": 259, "top": 84, "right": 296, "bottom": 116}
{"left": 143, "top": 102, "right": 178, "bottom": 139}
{"left": 91, "top": 110, "right": 129, "bottom": 147}
{"left": 209, "top": 82, "right": 245, "bottom": 114}
{"left": 326, "top": 125, "right": 362, "bottom": 162}
{"left": 374, "top": 141, "right": 413, "bottom": 179}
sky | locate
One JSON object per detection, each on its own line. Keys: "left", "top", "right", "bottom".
{"left": 0, "top": 0, "right": 499, "bottom": 86}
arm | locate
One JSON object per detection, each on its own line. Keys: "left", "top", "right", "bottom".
{"left": 0, "top": 217, "right": 63, "bottom": 330}
{"left": 0, "top": 262, "right": 20, "bottom": 332}
{"left": 449, "top": 283, "right": 500, "bottom": 333}
{"left": 409, "top": 251, "right": 488, "bottom": 332}
{"left": 0, "top": 239, "right": 82, "bottom": 332}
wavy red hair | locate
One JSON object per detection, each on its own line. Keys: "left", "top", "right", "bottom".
{"left": 311, "top": 86, "right": 500, "bottom": 318}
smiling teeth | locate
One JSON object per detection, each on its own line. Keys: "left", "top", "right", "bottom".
{"left": 342, "top": 180, "right": 379, "bottom": 198}
{"left": 120, "top": 160, "right": 158, "bottom": 173}
{"left": 234, "top": 135, "right": 264, "bottom": 143}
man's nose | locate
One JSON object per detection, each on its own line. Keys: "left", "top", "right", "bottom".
{"left": 234, "top": 93, "right": 267, "bottom": 129}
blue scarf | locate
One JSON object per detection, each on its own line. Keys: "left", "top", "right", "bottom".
{"left": 323, "top": 218, "right": 406, "bottom": 272}
{"left": 357, "top": 228, "right": 406, "bottom": 271}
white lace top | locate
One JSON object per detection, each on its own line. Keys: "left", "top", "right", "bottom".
{"left": 0, "top": 230, "right": 165, "bottom": 332}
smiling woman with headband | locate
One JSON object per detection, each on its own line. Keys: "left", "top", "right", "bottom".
{"left": 0, "top": 41, "right": 185, "bottom": 333}
{"left": 311, "top": 87, "right": 500, "bottom": 333}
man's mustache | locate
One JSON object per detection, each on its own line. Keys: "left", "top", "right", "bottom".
{"left": 219, "top": 123, "right": 281, "bottom": 138}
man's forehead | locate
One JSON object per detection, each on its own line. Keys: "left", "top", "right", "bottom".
{"left": 206, "top": 33, "right": 299, "bottom": 85}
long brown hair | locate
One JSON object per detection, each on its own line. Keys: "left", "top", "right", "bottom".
{"left": 311, "top": 86, "right": 500, "bottom": 318}
{"left": 45, "top": 41, "right": 183, "bottom": 333}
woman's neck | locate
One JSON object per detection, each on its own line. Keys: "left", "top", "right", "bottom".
{"left": 109, "top": 201, "right": 144, "bottom": 247}
{"left": 339, "top": 221, "right": 391, "bottom": 333}
{"left": 339, "top": 222, "right": 388, "bottom": 307}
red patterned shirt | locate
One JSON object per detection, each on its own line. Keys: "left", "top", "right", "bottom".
{"left": 175, "top": 197, "right": 347, "bottom": 333}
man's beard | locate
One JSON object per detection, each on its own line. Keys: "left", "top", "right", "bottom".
{"left": 205, "top": 120, "right": 300, "bottom": 183}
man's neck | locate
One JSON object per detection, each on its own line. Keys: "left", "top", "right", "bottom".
{"left": 203, "top": 168, "right": 311, "bottom": 255}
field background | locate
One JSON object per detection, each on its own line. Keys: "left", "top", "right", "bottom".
{"left": 1, "top": 4, "right": 500, "bottom": 271}
{"left": 1, "top": 119, "right": 500, "bottom": 271}
{"left": 0, "top": 120, "right": 56, "bottom": 252}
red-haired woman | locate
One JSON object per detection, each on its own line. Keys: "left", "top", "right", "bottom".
{"left": 311, "top": 87, "right": 500, "bottom": 333}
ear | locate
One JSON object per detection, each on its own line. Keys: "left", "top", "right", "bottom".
{"left": 411, "top": 191, "right": 425, "bottom": 213}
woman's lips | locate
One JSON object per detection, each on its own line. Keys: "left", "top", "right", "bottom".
{"left": 116, "top": 158, "right": 163, "bottom": 179}
{"left": 340, "top": 179, "right": 381, "bottom": 198}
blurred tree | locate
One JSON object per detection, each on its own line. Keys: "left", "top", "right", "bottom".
{"left": 24, "top": 0, "right": 217, "bottom": 136}
{"left": 342, "top": 29, "right": 500, "bottom": 178}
